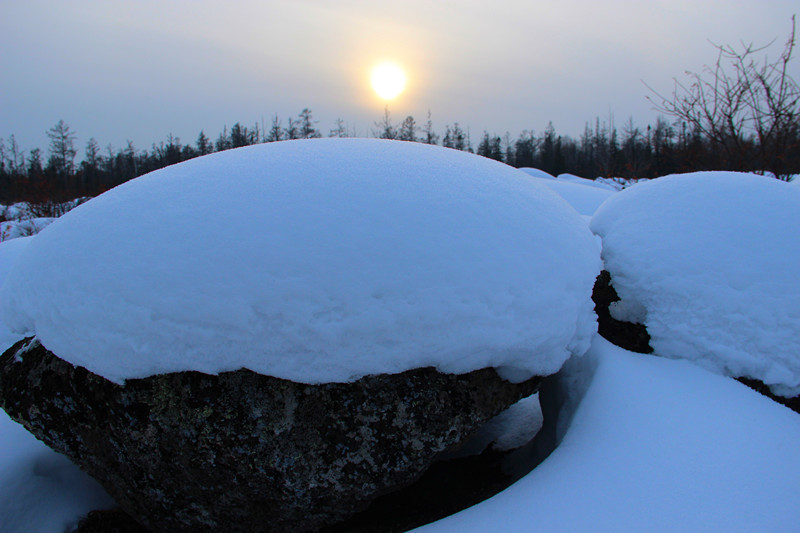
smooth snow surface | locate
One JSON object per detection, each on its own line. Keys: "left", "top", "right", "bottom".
{"left": 556, "top": 173, "right": 617, "bottom": 190}
{"left": 0, "top": 237, "right": 33, "bottom": 351}
{"left": 524, "top": 175, "right": 615, "bottom": 216}
{"left": 1, "top": 139, "right": 600, "bottom": 384}
{"left": 0, "top": 411, "right": 115, "bottom": 533}
{"left": 517, "top": 168, "right": 556, "bottom": 180}
{"left": 413, "top": 336, "right": 800, "bottom": 533}
{"left": 591, "top": 171, "right": 800, "bottom": 396}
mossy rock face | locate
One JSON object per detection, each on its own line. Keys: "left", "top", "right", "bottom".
{"left": 0, "top": 337, "right": 540, "bottom": 533}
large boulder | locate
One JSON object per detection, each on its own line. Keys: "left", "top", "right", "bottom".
{"left": 0, "top": 337, "right": 539, "bottom": 532}
{"left": 0, "top": 139, "right": 601, "bottom": 530}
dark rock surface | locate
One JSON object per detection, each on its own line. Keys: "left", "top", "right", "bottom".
{"left": 0, "top": 337, "right": 540, "bottom": 533}
{"left": 592, "top": 270, "right": 652, "bottom": 354}
{"left": 74, "top": 509, "right": 149, "bottom": 533}
{"left": 73, "top": 447, "right": 526, "bottom": 533}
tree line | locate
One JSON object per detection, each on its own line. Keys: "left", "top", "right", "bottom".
{"left": 2, "top": 104, "right": 797, "bottom": 214}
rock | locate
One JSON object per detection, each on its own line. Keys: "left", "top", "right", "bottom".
{"left": 0, "top": 338, "right": 540, "bottom": 533}
{"left": 73, "top": 509, "right": 149, "bottom": 533}
{"left": 592, "top": 270, "right": 652, "bottom": 354}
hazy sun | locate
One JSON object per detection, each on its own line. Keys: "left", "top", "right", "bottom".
{"left": 371, "top": 62, "right": 407, "bottom": 101}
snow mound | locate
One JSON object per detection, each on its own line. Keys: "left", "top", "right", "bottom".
{"left": 591, "top": 171, "right": 800, "bottom": 396}
{"left": 518, "top": 168, "right": 556, "bottom": 180}
{"left": 556, "top": 173, "right": 618, "bottom": 190}
{"left": 2, "top": 139, "right": 601, "bottom": 384}
{"left": 524, "top": 175, "right": 615, "bottom": 216}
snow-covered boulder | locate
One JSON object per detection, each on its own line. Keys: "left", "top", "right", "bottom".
{"left": 591, "top": 171, "right": 800, "bottom": 397}
{"left": 0, "top": 139, "right": 600, "bottom": 531}
{"left": 2, "top": 139, "right": 600, "bottom": 385}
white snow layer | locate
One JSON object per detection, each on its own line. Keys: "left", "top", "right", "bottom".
{"left": 1, "top": 139, "right": 601, "bottom": 384}
{"left": 413, "top": 336, "right": 800, "bottom": 533}
{"left": 0, "top": 237, "right": 33, "bottom": 351}
{"left": 556, "top": 173, "right": 618, "bottom": 190}
{"left": 0, "top": 236, "right": 114, "bottom": 533}
{"left": 517, "top": 168, "right": 556, "bottom": 180}
{"left": 524, "top": 174, "right": 615, "bottom": 216}
{"left": 590, "top": 171, "right": 800, "bottom": 396}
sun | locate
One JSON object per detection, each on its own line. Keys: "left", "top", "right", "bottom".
{"left": 371, "top": 62, "right": 407, "bottom": 101}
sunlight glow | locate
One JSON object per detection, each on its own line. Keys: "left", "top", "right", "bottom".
{"left": 370, "top": 62, "right": 407, "bottom": 100}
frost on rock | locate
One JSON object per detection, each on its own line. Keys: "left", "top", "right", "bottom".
{"left": 1, "top": 139, "right": 600, "bottom": 384}
{"left": 590, "top": 171, "right": 800, "bottom": 396}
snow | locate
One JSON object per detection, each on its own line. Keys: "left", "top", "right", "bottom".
{"left": 0, "top": 203, "right": 31, "bottom": 221}
{"left": 0, "top": 236, "right": 114, "bottom": 533}
{"left": 0, "top": 411, "right": 115, "bottom": 533}
{"left": 522, "top": 174, "right": 615, "bottom": 216}
{"left": 590, "top": 171, "right": 800, "bottom": 397}
{"left": 556, "top": 173, "right": 618, "bottom": 190}
{"left": 413, "top": 336, "right": 800, "bottom": 533}
{"left": 0, "top": 237, "right": 33, "bottom": 351}
{"left": 517, "top": 167, "right": 556, "bottom": 179}
{"left": 0, "top": 217, "right": 55, "bottom": 242}
{"left": 1, "top": 139, "right": 601, "bottom": 385}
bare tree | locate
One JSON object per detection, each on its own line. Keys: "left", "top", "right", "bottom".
{"left": 3, "top": 135, "right": 26, "bottom": 175}
{"left": 46, "top": 120, "right": 77, "bottom": 178}
{"left": 422, "top": 110, "right": 439, "bottom": 145}
{"left": 373, "top": 105, "right": 397, "bottom": 139}
{"left": 329, "top": 118, "right": 350, "bottom": 138}
{"left": 648, "top": 16, "right": 800, "bottom": 179}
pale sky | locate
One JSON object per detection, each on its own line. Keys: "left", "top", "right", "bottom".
{"left": 1, "top": 0, "right": 798, "bottom": 155}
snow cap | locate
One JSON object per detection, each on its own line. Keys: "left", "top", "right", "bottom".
{"left": 2, "top": 139, "right": 600, "bottom": 384}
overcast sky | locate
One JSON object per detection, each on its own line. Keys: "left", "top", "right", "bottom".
{"left": 1, "top": 0, "right": 798, "bottom": 156}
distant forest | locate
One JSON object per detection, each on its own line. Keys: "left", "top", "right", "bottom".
{"left": 1, "top": 106, "right": 799, "bottom": 214}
